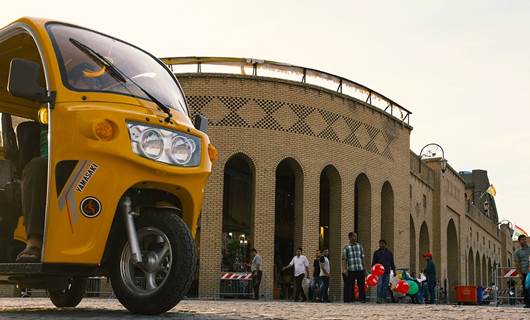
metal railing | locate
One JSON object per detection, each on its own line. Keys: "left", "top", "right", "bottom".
{"left": 494, "top": 266, "right": 525, "bottom": 306}
{"left": 161, "top": 57, "right": 412, "bottom": 125}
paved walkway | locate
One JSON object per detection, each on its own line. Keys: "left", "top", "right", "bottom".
{"left": 0, "top": 298, "right": 528, "bottom": 319}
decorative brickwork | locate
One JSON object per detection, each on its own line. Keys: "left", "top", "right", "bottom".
{"left": 187, "top": 95, "right": 396, "bottom": 161}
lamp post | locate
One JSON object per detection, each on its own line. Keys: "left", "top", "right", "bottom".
{"left": 418, "top": 143, "right": 448, "bottom": 173}
{"left": 497, "top": 219, "right": 514, "bottom": 238}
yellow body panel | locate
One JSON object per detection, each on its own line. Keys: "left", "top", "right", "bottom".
{"left": 0, "top": 17, "right": 212, "bottom": 265}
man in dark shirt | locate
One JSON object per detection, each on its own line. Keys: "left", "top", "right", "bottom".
{"left": 309, "top": 249, "right": 321, "bottom": 301}
{"left": 513, "top": 234, "right": 530, "bottom": 308}
{"left": 372, "top": 239, "right": 396, "bottom": 303}
{"left": 423, "top": 252, "right": 437, "bottom": 304}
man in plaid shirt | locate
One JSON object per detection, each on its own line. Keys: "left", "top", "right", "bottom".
{"left": 342, "top": 232, "right": 366, "bottom": 302}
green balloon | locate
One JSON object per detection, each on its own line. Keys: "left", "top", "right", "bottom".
{"left": 407, "top": 280, "right": 419, "bottom": 295}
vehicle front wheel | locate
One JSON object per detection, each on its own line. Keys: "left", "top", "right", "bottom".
{"left": 109, "top": 209, "right": 196, "bottom": 315}
{"left": 48, "top": 277, "right": 88, "bottom": 308}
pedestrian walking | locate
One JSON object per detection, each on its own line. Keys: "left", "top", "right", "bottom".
{"left": 342, "top": 232, "right": 366, "bottom": 302}
{"left": 282, "top": 247, "right": 310, "bottom": 302}
{"left": 309, "top": 249, "right": 321, "bottom": 302}
{"left": 372, "top": 239, "right": 396, "bottom": 303}
{"left": 423, "top": 252, "right": 437, "bottom": 304}
{"left": 319, "top": 248, "right": 330, "bottom": 302}
{"left": 513, "top": 234, "right": 530, "bottom": 308}
{"left": 250, "top": 248, "right": 262, "bottom": 300}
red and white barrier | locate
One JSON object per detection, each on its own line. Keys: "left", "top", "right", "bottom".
{"left": 220, "top": 272, "right": 253, "bottom": 280}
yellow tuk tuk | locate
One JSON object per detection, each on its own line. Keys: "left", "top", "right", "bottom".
{"left": 0, "top": 17, "right": 215, "bottom": 314}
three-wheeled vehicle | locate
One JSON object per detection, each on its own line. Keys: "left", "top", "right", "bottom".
{"left": 0, "top": 17, "right": 215, "bottom": 314}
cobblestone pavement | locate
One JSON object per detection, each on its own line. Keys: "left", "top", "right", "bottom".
{"left": 0, "top": 298, "right": 529, "bottom": 319}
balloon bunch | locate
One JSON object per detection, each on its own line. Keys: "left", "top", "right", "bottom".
{"left": 365, "top": 263, "right": 385, "bottom": 287}
{"left": 395, "top": 280, "right": 410, "bottom": 294}
{"left": 393, "top": 273, "right": 420, "bottom": 295}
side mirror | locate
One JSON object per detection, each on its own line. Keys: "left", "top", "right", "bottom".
{"left": 8, "top": 58, "right": 47, "bottom": 102}
{"left": 194, "top": 114, "right": 208, "bottom": 133}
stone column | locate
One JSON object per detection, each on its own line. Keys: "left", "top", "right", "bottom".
{"left": 252, "top": 162, "right": 276, "bottom": 299}
{"left": 301, "top": 167, "right": 319, "bottom": 267}
{"left": 198, "top": 166, "right": 223, "bottom": 298}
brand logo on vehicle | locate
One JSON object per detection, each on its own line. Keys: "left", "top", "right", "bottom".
{"left": 76, "top": 163, "right": 99, "bottom": 193}
{"left": 80, "top": 196, "right": 102, "bottom": 218}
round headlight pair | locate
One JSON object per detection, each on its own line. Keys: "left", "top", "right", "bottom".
{"left": 169, "top": 136, "right": 196, "bottom": 165}
{"left": 137, "top": 128, "right": 196, "bottom": 165}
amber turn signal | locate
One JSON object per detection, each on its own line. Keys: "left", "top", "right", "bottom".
{"left": 94, "top": 120, "right": 115, "bottom": 141}
{"left": 208, "top": 143, "right": 218, "bottom": 162}
{"left": 37, "top": 107, "right": 48, "bottom": 125}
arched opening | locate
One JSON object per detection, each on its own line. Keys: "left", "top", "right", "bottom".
{"left": 482, "top": 255, "right": 487, "bottom": 286}
{"left": 468, "top": 249, "right": 475, "bottom": 285}
{"left": 381, "top": 182, "right": 395, "bottom": 251}
{"left": 354, "top": 173, "right": 372, "bottom": 255}
{"left": 419, "top": 222, "right": 430, "bottom": 271}
{"left": 475, "top": 252, "right": 482, "bottom": 286}
{"left": 274, "top": 158, "right": 303, "bottom": 299}
{"left": 409, "top": 216, "right": 416, "bottom": 273}
{"left": 493, "top": 260, "right": 498, "bottom": 284}
{"left": 446, "top": 219, "right": 459, "bottom": 301}
{"left": 319, "top": 165, "right": 342, "bottom": 298}
{"left": 222, "top": 154, "right": 255, "bottom": 272}
{"left": 488, "top": 258, "right": 493, "bottom": 286}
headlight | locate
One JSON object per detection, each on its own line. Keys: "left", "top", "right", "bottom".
{"left": 127, "top": 122, "right": 201, "bottom": 166}
{"left": 140, "top": 129, "right": 164, "bottom": 159}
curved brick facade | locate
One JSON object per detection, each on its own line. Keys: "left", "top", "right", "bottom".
{"left": 179, "top": 73, "right": 412, "bottom": 300}
{"left": 174, "top": 71, "right": 513, "bottom": 302}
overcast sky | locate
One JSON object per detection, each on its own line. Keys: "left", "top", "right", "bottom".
{"left": 2, "top": 0, "right": 529, "bottom": 231}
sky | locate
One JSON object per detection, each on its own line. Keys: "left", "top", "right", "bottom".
{"left": 1, "top": 0, "right": 529, "bottom": 231}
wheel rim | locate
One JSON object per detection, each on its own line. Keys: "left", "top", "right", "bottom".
{"left": 119, "top": 227, "right": 173, "bottom": 296}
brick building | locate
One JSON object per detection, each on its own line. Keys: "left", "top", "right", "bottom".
{"left": 165, "top": 57, "right": 514, "bottom": 302}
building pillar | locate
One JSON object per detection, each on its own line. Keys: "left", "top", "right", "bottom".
{"left": 301, "top": 167, "right": 319, "bottom": 263}
{"left": 253, "top": 163, "right": 275, "bottom": 299}
{"left": 198, "top": 165, "right": 223, "bottom": 298}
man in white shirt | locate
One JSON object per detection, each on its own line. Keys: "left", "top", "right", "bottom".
{"left": 250, "top": 248, "right": 262, "bottom": 300}
{"left": 282, "top": 247, "right": 310, "bottom": 302}
{"left": 319, "top": 248, "right": 330, "bottom": 302}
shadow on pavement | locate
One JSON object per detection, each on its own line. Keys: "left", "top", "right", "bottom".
{"left": 0, "top": 307, "right": 246, "bottom": 320}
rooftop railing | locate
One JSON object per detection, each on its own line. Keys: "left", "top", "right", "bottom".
{"left": 161, "top": 57, "right": 412, "bottom": 125}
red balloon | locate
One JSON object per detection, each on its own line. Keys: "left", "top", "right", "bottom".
{"left": 354, "top": 284, "right": 360, "bottom": 300}
{"left": 395, "top": 280, "right": 410, "bottom": 294}
{"left": 366, "top": 273, "right": 379, "bottom": 287}
{"left": 372, "top": 263, "right": 385, "bottom": 277}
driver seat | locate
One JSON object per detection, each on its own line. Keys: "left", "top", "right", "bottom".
{"left": 0, "top": 114, "right": 42, "bottom": 262}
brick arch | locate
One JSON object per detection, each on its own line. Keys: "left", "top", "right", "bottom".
{"left": 446, "top": 219, "right": 459, "bottom": 301}
{"left": 468, "top": 248, "right": 475, "bottom": 285}
{"left": 419, "top": 221, "right": 430, "bottom": 269}
{"left": 410, "top": 215, "right": 417, "bottom": 273}
{"left": 354, "top": 173, "right": 372, "bottom": 255}
{"left": 274, "top": 157, "right": 304, "bottom": 291}
{"left": 482, "top": 254, "right": 487, "bottom": 287}
{"left": 381, "top": 181, "right": 395, "bottom": 251}
{"left": 319, "top": 164, "right": 342, "bottom": 299}
{"left": 475, "top": 251, "right": 482, "bottom": 286}
{"left": 488, "top": 257, "right": 493, "bottom": 286}
{"left": 222, "top": 152, "right": 256, "bottom": 240}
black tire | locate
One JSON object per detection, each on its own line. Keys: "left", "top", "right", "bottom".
{"left": 109, "top": 209, "right": 196, "bottom": 315}
{"left": 48, "top": 277, "right": 88, "bottom": 308}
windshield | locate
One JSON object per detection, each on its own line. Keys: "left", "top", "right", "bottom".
{"left": 46, "top": 23, "right": 187, "bottom": 115}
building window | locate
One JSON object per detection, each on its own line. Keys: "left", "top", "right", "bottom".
{"left": 423, "top": 194, "right": 427, "bottom": 209}
{"left": 410, "top": 185, "right": 412, "bottom": 199}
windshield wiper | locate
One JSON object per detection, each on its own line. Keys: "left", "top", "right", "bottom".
{"left": 69, "top": 38, "right": 173, "bottom": 122}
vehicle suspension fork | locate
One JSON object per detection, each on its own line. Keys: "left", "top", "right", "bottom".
{"left": 121, "top": 196, "right": 143, "bottom": 264}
